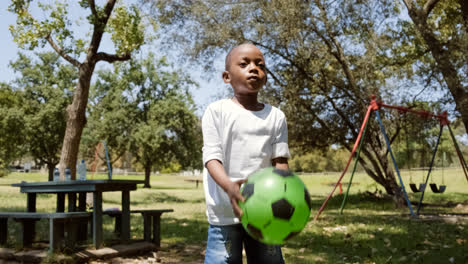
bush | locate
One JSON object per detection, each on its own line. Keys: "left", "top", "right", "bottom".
{"left": 290, "top": 148, "right": 350, "bottom": 173}
{"left": 0, "top": 167, "right": 9, "bottom": 178}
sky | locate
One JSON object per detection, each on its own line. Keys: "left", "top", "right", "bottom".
{"left": 0, "top": 1, "right": 226, "bottom": 116}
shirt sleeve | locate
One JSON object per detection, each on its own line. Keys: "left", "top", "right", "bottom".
{"left": 271, "top": 112, "right": 291, "bottom": 159}
{"left": 202, "top": 104, "right": 224, "bottom": 166}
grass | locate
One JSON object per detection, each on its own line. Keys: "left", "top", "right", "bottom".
{"left": 0, "top": 168, "right": 467, "bottom": 263}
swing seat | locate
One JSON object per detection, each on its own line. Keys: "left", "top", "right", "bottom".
{"left": 429, "top": 183, "right": 446, "bottom": 193}
{"left": 409, "top": 183, "right": 426, "bottom": 193}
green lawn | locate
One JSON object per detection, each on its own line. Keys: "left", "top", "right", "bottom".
{"left": 0, "top": 168, "right": 467, "bottom": 263}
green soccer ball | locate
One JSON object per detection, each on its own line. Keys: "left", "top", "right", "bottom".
{"left": 238, "top": 167, "right": 312, "bottom": 245}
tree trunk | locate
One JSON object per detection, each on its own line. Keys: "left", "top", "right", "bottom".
{"left": 58, "top": 63, "right": 94, "bottom": 180}
{"left": 47, "top": 163, "right": 55, "bottom": 182}
{"left": 356, "top": 129, "right": 408, "bottom": 208}
{"left": 144, "top": 165, "right": 152, "bottom": 188}
{"left": 383, "top": 166, "right": 407, "bottom": 208}
{"left": 459, "top": 0, "right": 468, "bottom": 28}
{"left": 360, "top": 158, "right": 407, "bottom": 208}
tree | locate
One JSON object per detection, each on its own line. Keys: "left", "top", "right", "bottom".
{"left": 0, "top": 83, "right": 26, "bottom": 170}
{"left": 147, "top": 0, "right": 416, "bottom": 205}
{"left": 9, "top": 52, "right": 77, "bottom": 180}
{"left": 131, "top": 92, "right": 202, "bottom": 187}
{"left": 400, "top": 0, "right": 468, "bottom": 133}
{"left": 81, "top": 67, "right": 136, "bottom": 173}
{"left": 90, "top": 55, "right": 202, "bottom": 187}
{"left": 8, "top": 0, "right": 146, "bottom": 179}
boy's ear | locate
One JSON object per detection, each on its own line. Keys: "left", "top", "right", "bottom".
{"left": 222, "top": 71, "right": 231, "bottom": 84}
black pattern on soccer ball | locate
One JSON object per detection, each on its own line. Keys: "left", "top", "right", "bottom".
{"left": 304, "top": 188, "right": 312, "bottom": 210}
{"left": 242, "top": 183, "right": 255, "bottom": 201}
{"left": 271, "top": 198, "right": 295, "bottom": 220}
{"left": 273, "top": 168, "right": 294, "bottom": 177}
{"left": 247, "top": 224, "right": 263, "bottom": 240}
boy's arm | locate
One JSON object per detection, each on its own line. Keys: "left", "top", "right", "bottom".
{"left": 271, "top": 112, "right": 290, "bottom": 171}
{"left": 206, "top": 159, "right": 246, "bottom": 218}
{"left": 272, "top": 157, "right": 289, "bottom": 170}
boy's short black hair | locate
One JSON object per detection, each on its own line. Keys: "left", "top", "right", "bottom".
{"left": 225, "top": 41, "right": 256, "bottom": 71}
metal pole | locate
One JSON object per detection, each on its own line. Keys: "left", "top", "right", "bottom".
{"left": 375, "top": 111, "right": 415, "bottom": 217}
{"left": 103, "top": 141, "right": 112, "bottom": 180}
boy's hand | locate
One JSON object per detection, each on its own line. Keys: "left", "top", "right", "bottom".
{"left": 205, "top": 160, "right": 248, "bottom": 218}
{"left": 225, "top": 179, "right": 247, "bottom": 218}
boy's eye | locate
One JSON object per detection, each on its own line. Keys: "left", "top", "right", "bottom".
{"left": 239, "top": 62, "right": 247, "bottom": 67}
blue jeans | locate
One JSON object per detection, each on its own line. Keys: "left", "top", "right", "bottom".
{"left": 204, "top": 224, "right": 285, "bottom": 264}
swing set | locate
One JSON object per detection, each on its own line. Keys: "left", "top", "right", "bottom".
{"left": 404, "top": 120, "right": 447, "bottom": 194}
{"left": 89, "top": 141, "right": 113, "bottom": 180}
{"left": 314, "top": 96, "right": 468, "bottom": 220}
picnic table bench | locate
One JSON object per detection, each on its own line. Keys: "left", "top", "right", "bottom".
{"left": 12, "top": 179, "right": 144, "bottom": 248}
{"left": 0, "top": 212, "right": 91, "bottom": 253}
{"left": 103, "top": 209, "right": 173, "bottom": 247}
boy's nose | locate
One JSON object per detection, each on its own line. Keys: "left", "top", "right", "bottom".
{"left": 248, "top": 63, "right": 259, "bottom": 72}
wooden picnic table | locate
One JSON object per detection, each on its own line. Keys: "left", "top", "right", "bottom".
{"left": 12, "top": 179, "right": 144, "bottom": 248}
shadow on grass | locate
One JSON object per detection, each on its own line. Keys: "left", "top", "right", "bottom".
{"left": 0, "top": 206, "right": 34, "bottom": 212}
{"left": 102, "top": 193, "right": 203, "bottom": 206}
{"left": 158, "top": 216, "right": 207, "bottom": 262}
{"left": 134, "top": 193, "right": 204, "bottom": 205}
{"left": 138, "top": 193, "right": 468, "bottom": 263}
{"left": 310, "top": 192, "right": 396, "bottom": 211}
{"left": 312, "top": 191, "right": 468, "bottom": 215}
{"left": 2, "top": 191, "right": 467, "bottom": 263}
{"left": 154, "top": 207, "right": 468, "bottom": 264}
{"left": 141, "top": 185, "right": 195, "bottom": 190}
{"left": 292, "top": 192, "right": 468, "bottom": 263}
{"left": 284, "top": 212, "right": 468, "bottom": 264}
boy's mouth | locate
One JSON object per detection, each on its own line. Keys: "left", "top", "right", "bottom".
{"left": 247, "top": 76, "right": 259, "bottom": 81}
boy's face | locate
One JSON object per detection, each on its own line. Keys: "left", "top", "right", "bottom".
{"left": 223, "top": 44, "right": 267, "bottom": 95}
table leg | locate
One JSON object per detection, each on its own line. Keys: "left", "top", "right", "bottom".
{"left": 142, "top": 213, "right": 152, "bottom": 242}
{"left": 121, "top": 190, "right": 130, "bottom": 242}
{"left": 57, "top": 193, "right": 65, "bottom": 212}
{"left": 22, "top": 219, "right": 36, "bottom": 247}
{"left": 78, "top": 193, "right": 87, "bottom": 211}
{"left": 93, "top": 192, "right": 103, "bottom": 248}
{"left": 0, "top": 218, "right": 7, "bottom": 244}
{"left": 26, "top": 193, "right": 36, "bottom": 242}
{"left": 27, "top": 193, "right": 36, "bottom": 212}
{"left": 153, "top": 214, "right": 162, "bottom": 248}
{"left": 78, "top": 192, "right": 88, "bottom": 241}
{"left": 68, "top": 193, "right": 77, "bottom": 212}
{"left": 50, "top": 218, "right": 64, "bottom": 253}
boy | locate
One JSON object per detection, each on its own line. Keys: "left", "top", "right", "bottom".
{"left": 202, "top": 43, "right": 290, "bottom": 263}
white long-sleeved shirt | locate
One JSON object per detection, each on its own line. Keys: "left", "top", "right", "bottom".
{"left": 202, "top": 99, "right": 290, "bottom": 225}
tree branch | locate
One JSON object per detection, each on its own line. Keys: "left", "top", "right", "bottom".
{"left": 401, "top": 0, "right": 413, "bottom": 11}
{"left": 88, "top": 0, "right": 97, "bottom": 17}
{"left": 46, "top": 34, "right": 80, "bottom": 67}
{"left": 423, "top": 0, "right": 440, "bottom": 17}
{"left": 460, "top": 0, "right": 468, "bottom": 27}
{"left": 95, "top": 52, "right": 131, "bottom": 63}
{"left": 265, "top": 68, "right": 285, "bottom": 87}
{"left": 103, "top": 0, "right": 117, "bottom": 20}
{"left": 87, "top": 0, "right": 117, "bottom": 58}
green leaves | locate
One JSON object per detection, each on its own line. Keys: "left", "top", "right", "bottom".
{"left": 0, "top": 83, "right": 27, "bottom": 168}
{"left": 7, "top": 52, "right": 77, "bottom": 169}
{"left": 85, "top": 54, "right": 201, "bottom": 178}
{"left": 107, "top": 5, "right": 145, "bottom": 56}
{"left": 8, "top": 0, "right": 147, "bottom": 62}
